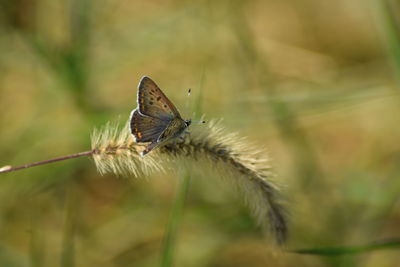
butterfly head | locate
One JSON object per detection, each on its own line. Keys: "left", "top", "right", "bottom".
{"left": 184, "top": 119, "right": 191, "bottom": 127}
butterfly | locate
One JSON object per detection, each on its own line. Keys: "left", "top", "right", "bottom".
{"left": 130, "top": 76, "right": 191, "bottom": 156}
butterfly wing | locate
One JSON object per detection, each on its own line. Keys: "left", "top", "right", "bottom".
{"left": 130, "top": 109, "right": 169, "bottom": 143}
{"left": 137, "top": 76, "right": 181, "bottom": 120}
{"left": 141, "top": 142, "right": 159, "bottom": 156}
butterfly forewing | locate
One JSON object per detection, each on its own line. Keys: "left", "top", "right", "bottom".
{"left": 130, "top": 109, "right": 168, "bottom": 143}
{"left": 137, "top": 77, "right": 180, "bottom": 120}
{"left": 130, "top": 76, "right": 191, "bottom": 156}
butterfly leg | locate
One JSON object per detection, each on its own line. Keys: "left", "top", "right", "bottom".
{"left": 177, "top": 131, "right": 190, "bottom": 142}
{"left": 175, "top": 136, "right": 185, "bottom": 144}
{"left": 141, "top": 142, "right": 158, "bottom": 156}
{"left": 184, "top": 131, "right": 191, "bottom": 140}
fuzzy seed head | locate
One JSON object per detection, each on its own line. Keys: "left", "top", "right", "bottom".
{"left": 91, "top": 119, "right": 288, "bottom": 244}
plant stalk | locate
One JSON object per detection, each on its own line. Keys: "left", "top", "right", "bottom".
{"left": 161, "top": 171, "right": 191, "bottom": 267}
{"left": 0, "top": 150, "right": 94, "bottom": 174}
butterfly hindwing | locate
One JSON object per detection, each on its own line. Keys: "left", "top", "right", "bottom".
{"left": 137, "top": 77, "right": 180, "bottom": 120}
{"left": 141, "top": 142, "right": 159, "bottom": 156}
{"left": 130, "top": 109, "right": 169, "bottom": 143}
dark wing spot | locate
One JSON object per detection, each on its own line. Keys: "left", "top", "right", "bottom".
{"left": 149, "top": 101, "right": 154, "bottom": 105}
{"left": 150, "top": 97, "right": 154, "bottom": 100}
{"left": 157, "top": 96, "right": 161, "bottom": 101}
{"left": 164, "top": 104, "right": 167, "bottom": 108}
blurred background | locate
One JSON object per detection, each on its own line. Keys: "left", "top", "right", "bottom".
{"left": 1, "top": 0, "right": 400, "bottom": 266}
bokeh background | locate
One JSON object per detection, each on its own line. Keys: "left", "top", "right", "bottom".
{"left": 1, "top": 0, "right": 400, "bottom": 266}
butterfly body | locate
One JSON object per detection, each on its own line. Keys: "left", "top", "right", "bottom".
{"left": 130, "top": 77, "right": 191, "bottom": 156}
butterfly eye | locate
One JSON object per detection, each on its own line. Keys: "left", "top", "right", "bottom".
{"left": 185, "top": 120, "right": 191, "bottom": 127}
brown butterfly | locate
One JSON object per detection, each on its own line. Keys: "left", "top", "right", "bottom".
{"left": 130, "top": 77, "right": 191, "bottom": 156}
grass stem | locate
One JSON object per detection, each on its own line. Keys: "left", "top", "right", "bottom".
{"left": 0, "top": 151, "right": 94, "bottom": 174}
{"left": 161, "top": 171, "right": 191, "bottom": 267}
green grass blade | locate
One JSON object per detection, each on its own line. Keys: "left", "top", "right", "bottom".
{"left": 29, "top": 218, "right": 44, "bottom": 267}
{"left": 374, "top": 0, "right": 400, "bottom": 83}
{"left": 161, "top": 171, "right": 191, "bottom": 267}
{"left": 194, "top": 68, "right": 206, "bottom": 119}
{"left": 60, "top": 185, "right": 78, "bottom": 267}
{"left": 291, "top": 238, "right": 400, "bottom": 256}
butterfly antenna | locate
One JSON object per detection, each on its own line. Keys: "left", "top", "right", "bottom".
{"left": 197, "top": 114, "right": 206, "bottom": 124}
{"left": 185, "top": 88, "right": 192, "bottom": 117}
{"left": 186, "top": 88, "right": 206, "bottom": 124}
{"left": 186, "top": 69, "right": 207, "bottom": 125}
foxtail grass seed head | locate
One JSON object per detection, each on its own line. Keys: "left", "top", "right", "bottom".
{"left": 91, "top": 120, "right": 288, "bottom": 244}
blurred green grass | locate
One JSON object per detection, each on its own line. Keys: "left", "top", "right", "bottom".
{"left": 1, "top": 0, "right": 400, "bottom": 266}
